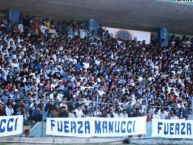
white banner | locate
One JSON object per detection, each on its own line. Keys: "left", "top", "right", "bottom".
{"left": 0, "top": 115, "right": 23, "bottom": 137}
{"left": 152, "top": 119, "right": 193, "bottom": 138}
{"left": 103, "top": 27, "right": 151, "bottom": 44}
{"left": 46, "top": 117, "right": 146, "bottom": 137}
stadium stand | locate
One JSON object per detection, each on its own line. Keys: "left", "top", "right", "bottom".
{"left": 0, "top": 15, "right": 193, "bottom": 127}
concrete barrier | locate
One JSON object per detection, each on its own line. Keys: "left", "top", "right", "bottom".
{"left": 130, "top": 138, "right": 193, "bottom": 145}
{"left": 0, "top": 137, "right": 124, "bottom": 144}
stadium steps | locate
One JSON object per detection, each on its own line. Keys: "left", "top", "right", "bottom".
{"left": 29, "top": 122, "right": 46, "bottom": 137}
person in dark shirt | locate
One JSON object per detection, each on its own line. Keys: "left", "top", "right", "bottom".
{"left": 58, "top": 106, "right": 68, "bottom": 117}
{"left": 0, "top": 104, "right": 5, "bottom": 116}
{"left": 31, "top": 105, "right": 42, "bottom": 122}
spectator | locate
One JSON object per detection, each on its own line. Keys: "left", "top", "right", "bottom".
{"left": 18, "top": 21, "right": 24, "bottom": 33}
{"left": 58, "top": 106, "right": 68, "bottom": 117}
{"left": 31, "top": 105, "right": 42, "bottom": 122}
{"left": 75, "top": 106, "right": 84, "bottom": 118}
{"left": 153, "top": 110, "right": 160, "bottom": 119}
{"left": 0, "top": 103, "right": 5, "bottom": 116}
{"left": 5, "top": 104, "right": 14, "bottom": 116}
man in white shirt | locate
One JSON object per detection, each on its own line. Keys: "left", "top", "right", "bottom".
{"left": 79, "top": 29, "right": 87, "bottom": 39}
{"left": 158, "top": 109, "right": 168, "bottom": 119}
{"left": 18, "top": 22, "right": 24, "bottom": 33}
{"left": 83, "top": 62, "right": 89, "bottom": 69}
{"left": 11, "top": 59, "right": 19, "bottom": 69}
{"left": 68, "top": 111, "right": 77, "bottom": 118}
{"left": 153, "top": 110, "right": 160, "bottom": 119}
{"left": 40, "top": 23, "right": 47, "bottom": 34}
{"left": 5, "top": 104, "right": 14, "bottom": 116}
{"left": 75, "top": 106, "right": 84, "bottom": 118}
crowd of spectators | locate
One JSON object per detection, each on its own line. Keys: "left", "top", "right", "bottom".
{"left": 0, "top": 15, "right": 193, "bottom": 125}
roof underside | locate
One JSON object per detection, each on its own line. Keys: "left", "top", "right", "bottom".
{"left": 0, "top": 0, "right": 193, "bottom": 34}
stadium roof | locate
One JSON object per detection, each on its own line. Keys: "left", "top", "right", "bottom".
{"left": 0, "top": 0, "right": 193, "bottom": 34}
